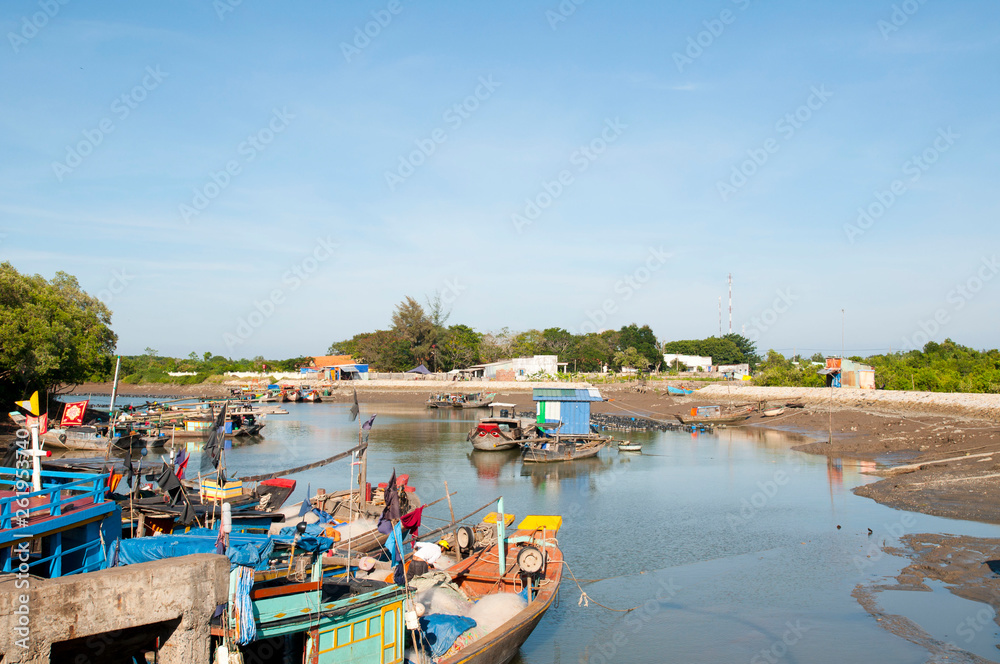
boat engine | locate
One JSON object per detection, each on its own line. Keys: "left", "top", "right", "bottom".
{"left": 456, "top": 526, "right": 475, "bottom": 559}
{"left": 516, "top": 545, "right": 545, "bottom": 578}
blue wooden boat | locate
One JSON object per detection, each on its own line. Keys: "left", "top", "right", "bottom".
{"left": 0, "top": 466, "right": 119, "bottom": 578}
{"left": 666, "top": 386, "right": 694, "bottom": 396}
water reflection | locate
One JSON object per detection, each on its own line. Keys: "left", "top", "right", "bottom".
{"left": 468, "top": 449, "right": 520, "bottom": 481}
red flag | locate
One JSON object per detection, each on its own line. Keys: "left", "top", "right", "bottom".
{"left": 27, "top": 413, "right": 48, "bottom": 435}
{"left": 61, "top": 400, "right": 89, "bottom": 426}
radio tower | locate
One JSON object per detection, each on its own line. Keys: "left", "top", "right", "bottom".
{"left": 718, "top": 297, "right": 722, "bottom": 337}
{"left": 728, "top": 273, "right": 733, "bottom": 334}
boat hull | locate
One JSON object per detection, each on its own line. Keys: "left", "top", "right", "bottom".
{"left": 521, "top": 437, "right": 608, "bottom": 463}
{"left": 673, "top": 414, "right": 750, "bottom": 426}
{"left": 438, "top": 529, "right": 563, "bottom": 664}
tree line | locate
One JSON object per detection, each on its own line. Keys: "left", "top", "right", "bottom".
{"left": 329, "top": 296, "right": 761, "bottom": 374}
{"left": 4, "top": 267, "right": 998, "bottom": 397}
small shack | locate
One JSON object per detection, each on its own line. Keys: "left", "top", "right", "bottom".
{"left": 818, "top": 358, "right": 875, "bottom": 389}
{"left": 533, "top": 387, "right": 604, "bottom": 435}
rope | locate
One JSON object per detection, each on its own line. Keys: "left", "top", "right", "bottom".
{"left": 232, "top": 566, "right": 257, "bottom": 645}
{"left": 562, "top": 561, "right": 642, "bottom": 613}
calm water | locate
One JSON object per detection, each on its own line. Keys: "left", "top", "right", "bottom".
{"left": 66, "top": 399, "right": 1000, "bottom": 663}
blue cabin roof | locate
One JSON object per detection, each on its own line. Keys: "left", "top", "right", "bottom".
{"left": 533, "top": 388, "right": 603, "bottom": 402}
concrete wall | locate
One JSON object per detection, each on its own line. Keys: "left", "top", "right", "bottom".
{"left": 0, "top": 553, "right": 229, "bottom": 664}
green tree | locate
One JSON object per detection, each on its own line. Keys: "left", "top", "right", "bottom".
{"left": 391, "top": 296, "right": 434, "bottom": 367}
{"left": 0, "top": 264, "right": 117, "bottom": 403}
{"left": 439, "top": 324, "right": 481, "bottom": 371}
{"left": 617, "top": 324, "right": 660, "bottom": 369}
{"left": 613, "top": 347, "right": 650, "bottom": 373}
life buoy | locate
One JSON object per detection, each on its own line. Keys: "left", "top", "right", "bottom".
{"left": 58, "top": 433, "right": 67, "bottom": 443}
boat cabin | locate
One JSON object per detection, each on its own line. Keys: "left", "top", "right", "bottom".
{"left": 532, "top": 388, "right": 604, "bottom": 435}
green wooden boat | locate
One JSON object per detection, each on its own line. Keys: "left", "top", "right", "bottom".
{"left": 215, "top": 560, "right": 406, "bottom": 663}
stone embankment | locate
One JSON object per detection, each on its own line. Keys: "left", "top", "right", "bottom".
{"left": 695, "top": 384, "right": 1000, "bottom": 421}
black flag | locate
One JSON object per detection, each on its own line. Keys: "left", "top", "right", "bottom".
{"left": 155, "top": 464, "right": 184, "bottom": 507}
{"left": 201, "top": 403, "right": 228, "bottom": 473}
{"left": 350, "top": 389, "right": 360, "bottom": 421}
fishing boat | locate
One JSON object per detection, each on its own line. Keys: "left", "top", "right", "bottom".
{"left": 410, "top": 510, "right": 565, "bottom": 664}
{"left": 468, "top": 403, "right": 537, "bottom": 452}
{"left": 40, "top": 424, "right": 145, "bottom": 451}
{"left": 617, "top": 440, "right": 642, "bottom": 452}
{"left": 666, "top": 386, "right": 694, "bottom": 396}
{"left": 520, "top": 434, "right": 609, "bottom": 463}
{"left": 453, "top": 392, "right": 497, "bottom": 409}
{"left": 281, "top": 388, "right": 301, "bottom": 403}
{"left": 301, "top": 389, "right": 323, "bottom": 403}
{"left": 673, "top": 405, "right": 753, "bottom": 427}
{"left": 427, "top": 393, "right": 463, "bottom": 408}
{"left": 762, "top": 407, "right": 785, "bottom": 417}
{"left": 273, "top": 476, "right": 422, "bottom": 556}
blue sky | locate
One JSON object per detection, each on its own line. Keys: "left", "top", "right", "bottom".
{"left": 2, "top": 0, "right": 998, "bottom": 358}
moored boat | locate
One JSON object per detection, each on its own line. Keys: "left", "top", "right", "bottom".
{"left": 453, "top": 392, "right": 497, "bottom": 409}
{"left": 520, "top": 434, "right": 609, "bottom": 463}
{"left": 617, "top": 440, "right": 642, "bottom": 452}
{"left": 674, "top": 405, "right": 753, "bottom": 427}
{"left": 413, "top": 511, "right": 565, "bottom": 664}
{"left": 468, "top": 404, "right": 537, "bottom": 452}
{"left": 762, "top": 407, "right": 785, "bottom": 417}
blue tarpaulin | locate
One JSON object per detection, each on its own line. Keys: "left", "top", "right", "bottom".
{"left": 114, "top": 532, "right": 276, "bottom": 571}
{"left": 419, "top": 615, "right": 477, "bottom": 658}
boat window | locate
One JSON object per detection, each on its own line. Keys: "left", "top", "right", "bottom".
{"left": 336, "top": 624, "right": 351, "bottom": 646}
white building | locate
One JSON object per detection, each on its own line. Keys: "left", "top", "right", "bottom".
{"left": 663, "top": 354, "right": 712, "bottom": 371}
{"left": 464, "top": 355, "right": 564, "bottom": 380}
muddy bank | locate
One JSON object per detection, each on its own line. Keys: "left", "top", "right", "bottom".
{"left": 855, "top": 533, "right": 1000, "bottom": 664}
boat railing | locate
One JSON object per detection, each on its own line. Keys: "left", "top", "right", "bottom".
{"left": 0, "top": 468, "right": 110, "bottom": 534}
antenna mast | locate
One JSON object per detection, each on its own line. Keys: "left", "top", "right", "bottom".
{"left": 728, "top": 273, "right": 733, "bottom": 334}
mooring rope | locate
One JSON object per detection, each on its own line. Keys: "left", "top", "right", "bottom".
{"left": 562, "top": 561, "right": 642, "bottom": 613}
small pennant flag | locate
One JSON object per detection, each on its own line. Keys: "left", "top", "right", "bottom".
{"left": 26, "top": 413, "right": 48, "bottom": 435}
{"left": 174, "top": 449, "right": 190, "bottom": 480}
{"left": 298, "top": 483, "right": 312, "bottom": 517}
{"left": 362, "top": 414, "right": 376, "bottom": 430}
{"left": 350, "top": 389, "right": 360, "bottom": 421}
{"left": 15, "top": 391, "right": 40, "bottom": 416}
